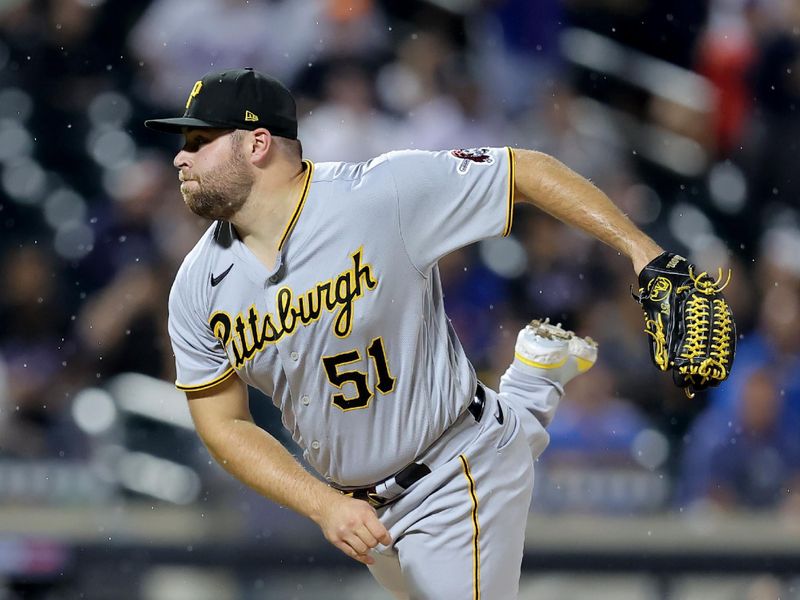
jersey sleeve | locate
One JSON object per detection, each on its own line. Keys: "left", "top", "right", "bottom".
{"left": 168, "top": 277, "right": 234, "bottom": 392}
{"left": 386, "top": 147, "right": 515, "bottom": 273}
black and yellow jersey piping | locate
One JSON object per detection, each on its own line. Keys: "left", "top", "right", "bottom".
{"left": 278, "top": 159, "right": 314, "bottom": 251}
{"left": 503, "top": 147, "right": 515, "bottom": 237}
{"left": 176, "top": 365, "right": 235, "bottom": 392}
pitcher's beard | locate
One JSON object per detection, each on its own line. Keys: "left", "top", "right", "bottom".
{"left": 182, "top": 154, "right": 255, "bottom": 221}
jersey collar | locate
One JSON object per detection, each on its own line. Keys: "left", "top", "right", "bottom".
{"left": 277, "top": 159, "right": 314, "bottom": 251}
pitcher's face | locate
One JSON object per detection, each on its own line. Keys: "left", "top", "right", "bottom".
{"left": 174, "top": 128, "right": 254, "bottom": 220}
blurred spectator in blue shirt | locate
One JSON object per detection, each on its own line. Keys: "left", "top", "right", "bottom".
{"left": 677, "top": 238, "right": 800, "bottom": 510}
{"left": 545, "top": 364, "right": 652, "bottom": 463}
{"left": 706, "top": 268, "right": 800, "bottom": 425}
{"left": 678, "top": 366, "right": 800, "bottom": 511}
{"left": 534, "top": 364, "right": 667, "bottom": 513}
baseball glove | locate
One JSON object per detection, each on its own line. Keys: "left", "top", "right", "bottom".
{"left": 636, "top": 252, "right": 736, "bottom": 397}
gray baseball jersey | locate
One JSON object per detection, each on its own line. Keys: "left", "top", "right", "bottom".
{"left": 168, "top": 147, "right": 514, "bottom": 487}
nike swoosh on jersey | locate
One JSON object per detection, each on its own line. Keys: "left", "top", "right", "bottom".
{"left": 495, "top": 403, "right": 504, "bottom": 425}
{"left": 210, "top": 263, "right": 234, "bottom": 287}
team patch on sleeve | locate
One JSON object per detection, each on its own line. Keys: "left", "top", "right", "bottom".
{"left": 451, "top": 148, "right": 494, "bottom": 174}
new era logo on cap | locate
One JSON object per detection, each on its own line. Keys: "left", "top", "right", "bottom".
{"left": 145, "top": 68, "right": 297, "bottom": 139}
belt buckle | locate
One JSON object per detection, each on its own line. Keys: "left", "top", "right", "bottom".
{"left": 366, "top": 492, "right": 388, "bottom": 508}
{"left": 345, "top": 488, "right": 388, "bottom": 508}
{"left": 340, "top": 462, "right": 432, "bottom": 508}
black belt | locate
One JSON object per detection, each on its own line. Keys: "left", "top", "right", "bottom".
{"left": 344, "top": 383, "right": 485, "bottom": 509}
{"left": 347, "top": 462, "right": 432, "bottom": 508}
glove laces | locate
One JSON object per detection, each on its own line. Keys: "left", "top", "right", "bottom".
{"left": 677, "top": 267, "right": 734, "bottom": 397}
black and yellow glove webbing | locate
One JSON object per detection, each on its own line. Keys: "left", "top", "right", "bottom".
{"left": 636, "top": 252, "right": 736, "bottom": 398}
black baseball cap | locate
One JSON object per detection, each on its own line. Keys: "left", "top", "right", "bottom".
{"left": 145, "top": 68, "right": 297, "bottom": 139}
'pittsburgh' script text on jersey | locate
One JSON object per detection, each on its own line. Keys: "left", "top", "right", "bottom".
{"left": 208, "top": 248, "right": 378, "bottom": 368}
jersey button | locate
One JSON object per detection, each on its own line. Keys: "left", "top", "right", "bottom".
{"left": 311, "top": 441, "right": 320, "bottom": 450}
{"left": 290, "top": 351, "right": 299, "bottom": 361}
{"left": 301, "top": 395, "right": 310, "bottom": 406}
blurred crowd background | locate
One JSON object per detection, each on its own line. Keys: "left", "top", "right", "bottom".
{"left": 1, "top": 0, "right": 799, "bottom": 598}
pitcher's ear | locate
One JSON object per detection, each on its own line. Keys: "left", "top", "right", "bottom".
{"left": 248, "top": 128, "right": 272, "bottom": 163}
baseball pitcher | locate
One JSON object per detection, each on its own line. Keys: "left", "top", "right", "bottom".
{"left": 146, "top": 68, "right": 735, "bottom": 599}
